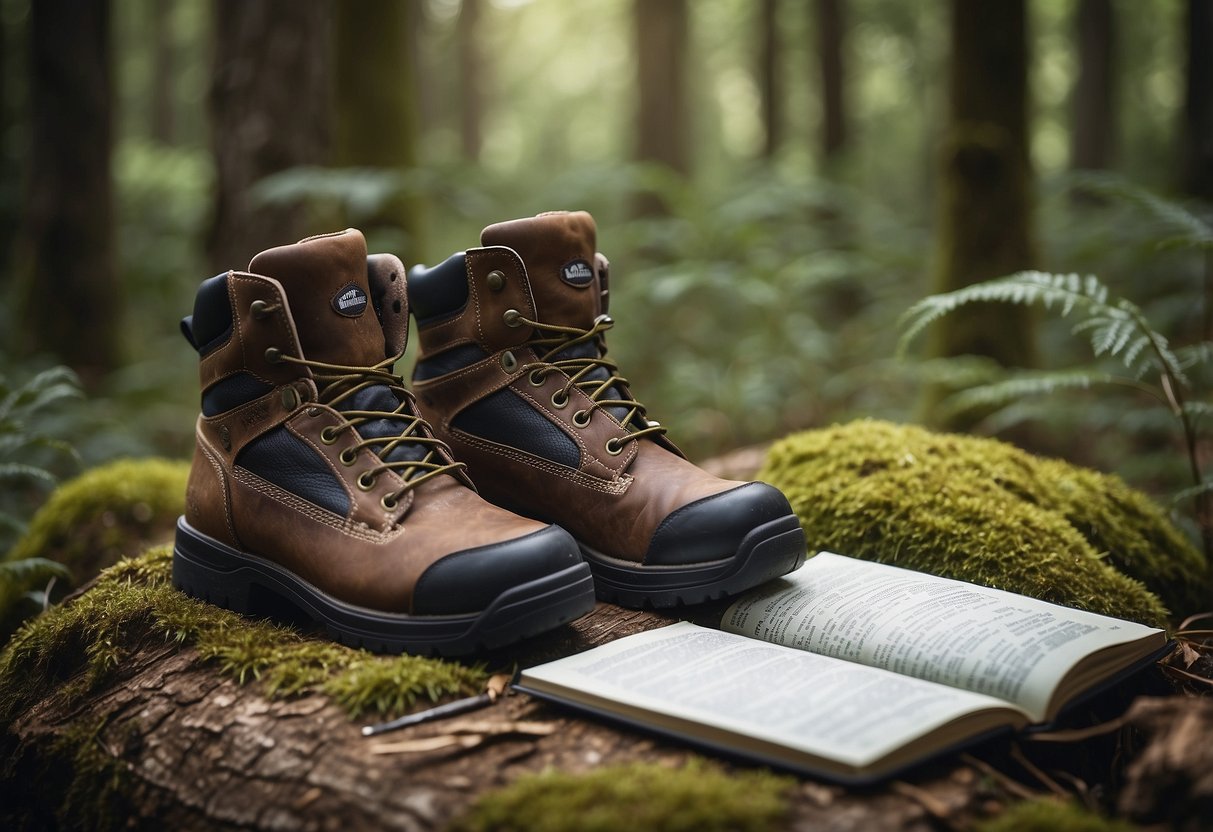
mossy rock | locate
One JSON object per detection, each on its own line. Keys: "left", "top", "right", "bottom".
{"left": 5, "top": 458, "right": 190, "bottom": 584}
{"left": 0, "top": 545, "right": 484, "bottom": 727}
{"left": 759, "top": 420, "right": 1208, "bottom": 627}
{"left": 447, "top": 760, "right": 794, "bottom": 832}
{"left": 976, "top": 799, "right": 1137, "bottom": 832}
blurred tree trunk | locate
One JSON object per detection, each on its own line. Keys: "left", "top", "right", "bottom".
{"left": 1070, "top": 0, "right": 1115, "bottom": 171}
{"left": 633, "top": 0, "right": 689, "bottom": 215}
{"left": 815, "top": 0, "right": 847, "bottom": 163}
{"left": 151, "top": 0, "right": 175, "bottom": 145}
{"left": 1183, "top": 0, "right": 1213, "bottom": 200}
{"left": 924, "top": 0, "right": 1037, "bottom": 430}
{"left": 207, "top": 0, "right": 331, "bottom": 272}
{"left": 334, "top": 0, "right": 424, "bottom": 258}
{"left": 758, "top": 0, "right": 781, "bottom": 160}
{"left": 16, "top": 0, "right": 119, "bottom": 385}
{"left": 457, "top": 0, "right": 483, "bottom": 163}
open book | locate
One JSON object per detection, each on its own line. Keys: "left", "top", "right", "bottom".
{"left": 516, "top": 553, "right": 1169, "bottom": 783}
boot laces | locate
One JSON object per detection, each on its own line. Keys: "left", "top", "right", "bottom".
{"left": 514, "top": 312, "right": 667, "bottom": 449}
{"left": 277, "top": 351, "right": 466, "bottom": 508}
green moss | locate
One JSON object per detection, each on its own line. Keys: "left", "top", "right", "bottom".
{"left": 759, "top": 421, "right": 1206, "bottom": 627}
{"left": 0, "top": 545, "right": 485, "bottom": 726}
{"left": 976, "top": 799, "right": 1138, "bottom": 832}
{"left": 447, "top": 760, "right": 794, "bottom": 832}
{"left": 5, "top": 458, "right": 189, "bottom": 582}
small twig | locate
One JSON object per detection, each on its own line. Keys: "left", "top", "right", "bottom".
{"left": 1026, "top": 714, "right": 1130, "bottom": 743}
{"left": 889, "top": 780, "right": 954, "bottom": 824}
{"left": 360, "top": 673, "right": 512, "bottom": 737}
{"left": 1009, "top": 744, "right": 1070, "bottom": 798}
{"left": 959, "top": 754, "right": 1040, "bottom": 801}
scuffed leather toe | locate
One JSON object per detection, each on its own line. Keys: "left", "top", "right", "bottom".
{"left": 412, "top": 524, "right": 583, "bottom": 615}
{"left": 643, "top": 482, "right": 795, "bottom": 566}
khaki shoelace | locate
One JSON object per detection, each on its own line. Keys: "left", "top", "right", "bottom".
{"left": 271, "top": 349, "right": 466, "bottom": 509}
{"left": 512, "top": 312, "right": 668, "bottom": 452}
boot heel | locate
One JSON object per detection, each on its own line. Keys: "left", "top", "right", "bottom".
{"left": 172, "top": 519, "right": 255, "bottom": 614}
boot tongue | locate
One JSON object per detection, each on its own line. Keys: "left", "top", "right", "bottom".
{"left": 482, "top": 212, "right": 635, "bottom": 424}
{"left": 248, "top": 229, "right": 383, "bottom": 368}
{"left": 480, "top": 211, "right": 603, "bottom": 329}
{"left": 250, "top": 230, "right": 427, "bottom": 469}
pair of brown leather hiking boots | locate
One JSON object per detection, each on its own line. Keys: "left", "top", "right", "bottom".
{"left": 174, "top": 213, "right": 806, "bottom": 656}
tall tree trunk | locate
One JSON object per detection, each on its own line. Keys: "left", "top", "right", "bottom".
{"left": 150, "top": 0, "right": 176, "bottom": 145}
{"left": 633, "top": 0, "right": 689, "bottom": 214}
{"left": 1183, "top": 0, "right": 1213, "bottom": 200}
{"left": 16, "top": 0, "right": 119, "bottom": 386}
{"left": 758, "top": 0, "right": 781, "bottom": 160}
{"left": 334, "top": 0, "right": 424, "bottom": 258}
{"left": 815, "top": 0, "right": 846, "bottom": 163}
{"left": 206, "top": 0, "right": 331, "bottom": 272}
{"left": 924, "top": 0, "right": 1037, "bottom": 430}
{"left": 1070, "top": 0, "right": 1115, "bottom": 171}
{"left": 457, "top": 0, "right": 483, "bottom": 163}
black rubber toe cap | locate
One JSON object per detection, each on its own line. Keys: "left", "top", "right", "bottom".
{"left": 412, "top": 524, "right": 583, "bottom": 615}
{"left": 644, "top": 482, "right": 795, "bottom": 567}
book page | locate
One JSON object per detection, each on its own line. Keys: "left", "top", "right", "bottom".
{"left": 722, "top": 553, "right": 1163, "bottom": 722}
{"left": 520, "top": 622, "right": 1018, "bottom": 770}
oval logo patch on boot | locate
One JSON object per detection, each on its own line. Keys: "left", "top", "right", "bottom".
{"left": 560, "top": 259, "right": 595, "bottom": 288}
{"left": 332, "top": 283, "right": 368, "bottom": 317}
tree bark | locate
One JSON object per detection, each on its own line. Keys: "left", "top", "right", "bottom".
{"left": 206, "top": 0, "right": 331, "bottom": 273}
{"left": 1070, "top": 0, "right": 1115, "bottom": 171}
{"left": 15, "top": 0, "right": 120, "bottom": 386}
{"left": 1, "top": 596, "right": 1053, "bottom": 831}
{"left": 334, "top": 0, "right": 425, "bottom": 258}
{"left": 758, "top": 0, "right": 781, "bottom": 160}
{"left": 924, "top": 0, "right": 1037, "bottom": 430}
{"left": 815, "top": 0, "right": 847, "bottom": 163}
{"left": 1182, "top": 0, "right": 1213, "bottom": 200}
{"left": 633, "top": 0, "right": 690, "bottom": 214}
{"left": 457, "top": 0, "right": 483, "bottom": 163}
{"left": 150, "top": 0, "right": 176, "bottom": 145}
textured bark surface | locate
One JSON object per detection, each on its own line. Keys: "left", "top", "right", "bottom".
{"left": 206, "top": 0, "right": 331, "bottom": 272}
{"left": 0, "top": 598, "right": 1079, "bottom": 832}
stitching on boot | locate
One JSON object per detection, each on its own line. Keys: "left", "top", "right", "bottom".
{"left": 453, "top": 431, "right": 633, "bottom": 495}
{"left": 197, "top": 430, "right": 239, "bottom": 547}
{"left": 232, "top": 467, "right": 408, "bottom": 543}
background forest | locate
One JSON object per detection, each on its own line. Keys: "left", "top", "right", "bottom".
{"left": 0, "top": 0, "right": 1210, "bottom": 556}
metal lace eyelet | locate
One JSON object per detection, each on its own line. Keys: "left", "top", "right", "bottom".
{"left": 320, "top": 426, "right": 339, "bottom": 445}
{"left": 572, "top": 409, "right": 591, "bottom": 428}
{"left": 357, "top": 472, "right": 377, "bottom": 491}
{"left": 503, "top": 309, "right": 522, "bottom": 327}
{"left": 339, "top": 448, "right": 357, "bottom": 466}
{"left": 281, "top": 386, "right": 299, "bottom": 411}
{"left": 307, "top": 406, "right": 321, "bottom": 417}
{"left": 486, "top": 270, "right": 505, "bottom": 291}
{"left": 250, "top": 299, "right": 273, "bottom": 319}
{"left": 605, "top": 437, "right": 623, "bottom": 456}
{"left": 381, "top": 495, "right": 398, "bottom": 511}
{"left": 528, "top": 369, "right": 546, "bottom": 387}
{"left": 501, "top": 350, "right": 518, "bottom": 373}
{"left": 551, "top": 390, "right": 569, "bottom": 409}
{"left": 265, "top": 347, "right": 282, "bottom": 363}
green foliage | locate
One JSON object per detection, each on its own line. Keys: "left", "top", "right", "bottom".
{"left": 0, "top": 546, "right": 485, "bottom": 727}
{"left": 976, "top": 799, "right": 1137, "bottom": 832}
{"left": 899, "top": 181, "right": 1213, "bottom": 558}
{"left": 759, "top": 420, "right": 1206, "bottom": 626}
{"left": 446, "top": 760, "right": 794, "bottom": 832}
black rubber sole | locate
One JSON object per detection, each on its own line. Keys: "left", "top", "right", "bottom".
{"left": 581, "top": 514, "right": 807, "bottom": 608}
{"left": 172, "top": 518, "right": 597, "bottom": 657}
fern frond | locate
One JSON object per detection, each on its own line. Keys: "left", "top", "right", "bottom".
{"left": 1182, "top": 401, "right": 1213, "bottom": 424}
{"left": 0, "top": 462, "right": 57, "bottom": 486}
{"left": 0, "top": 557, "right": 70, "bottom": 584}
{"left": 937, "top": 370, "right": 1149, "bottom": 420}
{"left": 1175, "top": 342, "right": 1213, "bottom": 371}
{"left": 1070, "top": 171, "right": 1213, "bottom": 250}
{"left": 1171, "top": 480, "right": 1213, "bottom": 505}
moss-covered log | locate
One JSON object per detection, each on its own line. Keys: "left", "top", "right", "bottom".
{"left": 759, "top": 420, "right": 1207, "bottom": 624}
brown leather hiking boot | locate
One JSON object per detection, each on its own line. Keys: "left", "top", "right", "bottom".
{"left": 173, "top": 229, "right": 595, "bottom": 655}
{"left": 407, "top": 211, "right": 807, "bottom": 608}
